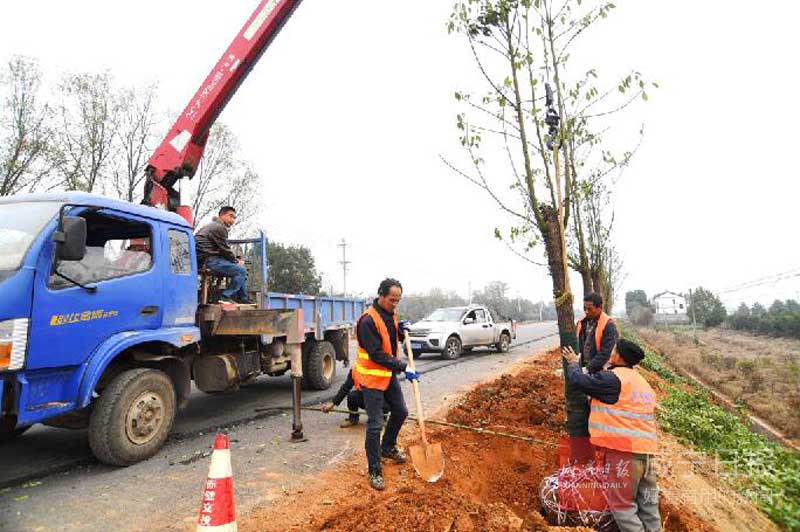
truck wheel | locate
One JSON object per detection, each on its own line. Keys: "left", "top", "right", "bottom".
{"left": 441, "top": 336, "right": 462, "bottom": 360}
{"left": 88, "top": 368, "right": 176, "bottom": 466}
{"left": 302, "top": 340, "right": 337, "bottom": 390}
{"left": 496, "top": 333, "right": 511, "bottom": 353}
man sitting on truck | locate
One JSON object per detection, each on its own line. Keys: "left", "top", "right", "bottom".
{"left": 195, "top": 206, "right": 253, "bottom": 304}
{"left": 353, "top": 278, "right": 418, "bottom": 491}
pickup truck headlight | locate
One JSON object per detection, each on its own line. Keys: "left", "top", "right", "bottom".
{"left": 0, "top": 319, "right": 29, "bottom": 371}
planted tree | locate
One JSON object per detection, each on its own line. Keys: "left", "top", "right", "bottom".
{"left": 447, "top": 0, "right": 654, "bottom": 437}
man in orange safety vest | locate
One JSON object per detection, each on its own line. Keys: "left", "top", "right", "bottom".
{"left": 353, "top": 278, "right": 419, "bottom": 491}
{"left": 562, "top": 339, "right": 661, "bottom": 532}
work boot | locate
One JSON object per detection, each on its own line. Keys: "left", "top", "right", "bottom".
{"left": 381, "top": 446, "right": 408, "bottom": 464}
{"left": 369, "top": 471, "right": 385, "bottom": 491}
{"left": 339, "top": 417, "right": 359, "bottom": 428}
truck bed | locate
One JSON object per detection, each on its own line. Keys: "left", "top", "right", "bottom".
{"left": 264, "top": 292, "right": 367, "bottom": 337}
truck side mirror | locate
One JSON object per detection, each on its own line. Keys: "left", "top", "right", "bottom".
{"left": 54, "top": 216, "right": 87, "bottom": 261}
{"left": 464, "top": 317, "right": 475, "bottom": 325}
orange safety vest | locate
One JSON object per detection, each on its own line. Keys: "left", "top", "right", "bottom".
{"left": 576, "top": 312, "right": 613, "bottom": 352}
{"left": 588, "top": 367, "right": 658, "bottom": 454}
{"left": 352, "top": 306, "right": 398, "bottom": 391}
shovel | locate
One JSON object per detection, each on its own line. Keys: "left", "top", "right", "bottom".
{"left": 402, "top": 335, "right": 444, "bottom": 482}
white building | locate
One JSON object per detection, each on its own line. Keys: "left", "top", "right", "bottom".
{"left": 651, "top": 290, "right": 689, "bottom": 323}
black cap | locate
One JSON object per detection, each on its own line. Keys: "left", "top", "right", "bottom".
{"left": 617, "top": 338, "right": 645, "bottom": 366}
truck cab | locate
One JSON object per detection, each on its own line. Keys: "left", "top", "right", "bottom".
{"left": 407, "top": 304, "right": 516, "bottom": 360}
{"left": 0, "top": 192, "right": 357, "bottom": 465}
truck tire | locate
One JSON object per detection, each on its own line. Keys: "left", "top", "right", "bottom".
{"left": 302, "top": 340, "right": 336, "bottom": 391}
{"left": 441, "top": 335, "right": 462, "bottom": 360}
{"left": 495, "top": 332, "right": 511, "bottom": 353}
{"left": 88, "top": 368, "right": 176, "bottom": 466}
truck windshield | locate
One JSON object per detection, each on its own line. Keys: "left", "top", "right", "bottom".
{"left": 0, "top": 201, "right": 62, "bottom": 271}
{"left": 425, "top": 308, "right": 466, "bottom": 322}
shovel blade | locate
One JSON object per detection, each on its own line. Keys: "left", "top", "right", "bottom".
{"left": 409, "top": 442, "right": 444, "bottom": 483}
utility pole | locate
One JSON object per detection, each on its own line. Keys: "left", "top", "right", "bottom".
{"left": 689, "top": 288, "right": 698, "bottom": 344}
{"left": 468, "top": 281, "right": 472, "bottom": 304}
{"left": 338, "top": 239, "right": 350, "bottom": 298}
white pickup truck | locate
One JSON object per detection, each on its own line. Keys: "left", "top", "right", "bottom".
{"left": 407, "top": 304, "right": 517, "bottom": 359}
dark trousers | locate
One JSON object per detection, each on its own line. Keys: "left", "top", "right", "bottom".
{"left": 362, "top": 376, "right": 408, "bottom": 474}
{"left": 205, "top": 257, "right": 248, "bottom": 300}
{"left": 346, "top": 390, "right": 390, "bottom": 423}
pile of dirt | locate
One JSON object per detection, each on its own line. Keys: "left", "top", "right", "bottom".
{"left": 239, "top": 350, "right": 712, "bottom": 531}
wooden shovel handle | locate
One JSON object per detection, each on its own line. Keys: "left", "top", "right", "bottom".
{"left": 402, "top": 337, "right": 429, "bottom": 448}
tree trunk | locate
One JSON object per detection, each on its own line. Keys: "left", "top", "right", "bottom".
{"left": 591, "top": 269, "right": 613, "bottom": 315}
{"left": 541, "top": 205, "right": 588, "bottom": 438}
{"left": 580, "top": 269, "right": 592, "bottom": 297}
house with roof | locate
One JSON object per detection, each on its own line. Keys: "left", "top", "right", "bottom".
{"left": 651, "top": 290, "right": 690, "bottom": 323}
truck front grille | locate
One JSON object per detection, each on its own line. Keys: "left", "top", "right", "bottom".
{"left": 409, "top": 329, "right": 431, "bottom": 337}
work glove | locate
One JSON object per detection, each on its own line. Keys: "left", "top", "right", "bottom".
{"left": 398, "top": 320, "right": 412, "bottom": 333}
{"left": 404, "top": 369, "right": 420, "bottom": 382}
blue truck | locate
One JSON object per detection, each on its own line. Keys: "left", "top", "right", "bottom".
{"left": 0, "top": 192, "right": 366, "bottom": 465}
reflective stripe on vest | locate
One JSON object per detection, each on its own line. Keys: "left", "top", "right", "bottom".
{"left": 589, "top": 366, "right": 658, "bottom": 454}
{"left": 353, "top": 306, "right": 398, "bottom": 391}
{"left": 576, "top": 312, "right": 612, "bottom": 352}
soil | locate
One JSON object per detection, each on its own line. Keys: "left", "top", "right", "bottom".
{"left": 238, "top": 349, "right": 776, "bottom": 532}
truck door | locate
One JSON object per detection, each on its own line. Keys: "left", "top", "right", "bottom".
{"left": 461, "top": 309, "right": 483, "bottom": 346}
{"left": 27, "top": 210, "right": 164, "bottom": 370}
{"left": 474, "top": 309, "right": 495, "bottom": 344}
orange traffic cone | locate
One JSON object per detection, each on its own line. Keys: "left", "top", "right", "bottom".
{"left": 197, "top": 433, "right": 237, "bottom": 532}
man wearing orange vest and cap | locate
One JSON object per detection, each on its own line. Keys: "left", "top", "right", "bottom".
{"left": 562, "top": 339, "right": 661, "bottom": 532}
{"left": 353, "top": 278, "right": 419, "bottom": 491}
{"left": 577, "top": 293, "right": 619, "bottom": 374}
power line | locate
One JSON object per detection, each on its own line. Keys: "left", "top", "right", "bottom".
{"left": 719, "top": 268, "right": 800, "bottom": 294}
{"left": 338, "top": 238, "right": 351, "bottom": 297}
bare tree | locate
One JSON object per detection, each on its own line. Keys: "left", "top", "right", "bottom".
{"left": 0, "top": 56, "right": 55, "bottom": 195}
{"left": 190, "top": 123, "right": 239, "bottom": 222}
{"left": 188, "top": 123, "right": 262, "bottom": 235}
{"left": 111, "top": 83, "right": 159, "bottom": 202}
{"left": 447, "top": 0, "right": 653, "bottom": 437}
{"left": 53, "top": 71, "right": 119, "bottom": 192}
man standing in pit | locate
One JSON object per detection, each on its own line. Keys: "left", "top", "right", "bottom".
{"left": 353, "top": 278, "right": 419, "bottom": 491}
{"left": 562, "top": 339, "right": 662, "bottom": 532}
{"left": 577, "top": 292, "right": 618, "bottom": 374}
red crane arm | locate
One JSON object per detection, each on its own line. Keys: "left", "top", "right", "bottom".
{"left": 143, "top": 0, "right": 302, "bottom": 221}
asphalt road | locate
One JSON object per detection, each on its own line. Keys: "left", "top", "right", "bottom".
{"left": 0, "top": 321, "right": 557, "bottom": 531}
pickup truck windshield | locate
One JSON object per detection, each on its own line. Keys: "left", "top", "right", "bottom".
{"left": 425, "top": 308, "right": 466, "bottom": 322}
{"left": 0, "top": 201, "right": 62, "bottom": 271}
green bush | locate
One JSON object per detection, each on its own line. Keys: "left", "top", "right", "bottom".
{"left": 728, "top": 299, "right": 800, "bottom": 340}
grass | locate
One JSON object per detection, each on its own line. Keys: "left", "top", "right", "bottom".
{"left": 621, "top": 323, "right": 800, "bottom": 531}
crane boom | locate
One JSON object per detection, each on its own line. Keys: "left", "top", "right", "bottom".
{"left": 143, "top": 0, "right": 302, "bottom": 222}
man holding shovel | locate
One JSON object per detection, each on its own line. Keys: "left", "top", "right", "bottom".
{"left": 353, "top": 278, "right": 420, "bottom": 491}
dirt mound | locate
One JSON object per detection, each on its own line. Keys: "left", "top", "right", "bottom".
{"left": 240, "top": 349, "right": 710, "bottom": 532}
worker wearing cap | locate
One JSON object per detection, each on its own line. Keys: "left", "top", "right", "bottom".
{"left": 562, "top": 339, "right": 661, "bottom": 532}
{"left": 353, "top": 278, "right": 419, "bottom": 491}
{"left": 576, "top": 292, "right": 619, "bottom": 374}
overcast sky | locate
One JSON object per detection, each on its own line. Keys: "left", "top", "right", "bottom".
{"left": 1, "top": 1, "right": 798, "bottom": 310}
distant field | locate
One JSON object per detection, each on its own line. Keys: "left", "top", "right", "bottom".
{"left": 635, "top": 325, "right": 800, "bottom": 441}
